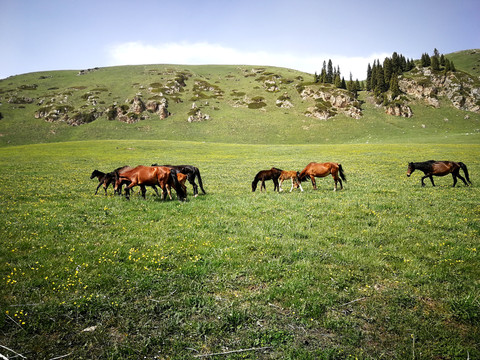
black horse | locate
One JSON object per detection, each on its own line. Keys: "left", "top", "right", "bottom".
{"left": 91, "top": 166, "right": 132, "bottom": 195}
{"left": 407, "top": 160, "right": 471, "bottom": 187}
{"left": 252, "top": 167, "right": 283, "bottom": 192}
{"left": 152, "top": 164, "right": 205, "bottom": 197}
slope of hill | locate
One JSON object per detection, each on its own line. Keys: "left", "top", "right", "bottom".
{"left": 0, "top": 52, "right": 479, "bottom": 146}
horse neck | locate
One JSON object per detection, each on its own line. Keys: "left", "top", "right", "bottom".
{"left": 414, "top": 162, "right": 434, "bottom": 171}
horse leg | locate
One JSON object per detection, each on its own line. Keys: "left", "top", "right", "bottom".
{"left": 273, "top": 178, "right": 279, "bottom": 192}
{"left": 289, "top": 178, "right": 294, "bottom": 192}
{"left": 188, "top": 175, "right": 198, "bottom": 197}
{"left": 429, "top": 176, "right": 435, "bottom": 187}
{"left": 261, "top": 180, "right": 266, "bottom": 192}
{"left": 279, "top": 179, "right": 284, "bottom": 192}
{"left": 140, "top": 185, "right": 147, "bottom": 199}
{"left": 95, "top": 182, "right": 103, "bottom": 195}
{"left": 152, "top": 185, "right": 160, "bottom": 196}
{"left": 420, "top": 175, "right": 428, "bottom": 187}
{"left": 310, "top": 175, "right": 317, "bottom": 190}
{"left": 124, "top": 185, "right": 133, "bottom": 200}
{"left": 297, "top": 179, "right": 304, "bottom": 192}
{"left": 453, "top": 169, "right": 468, "bottom": 186}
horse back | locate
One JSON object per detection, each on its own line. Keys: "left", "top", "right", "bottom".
{"left": 303, "top": 162, "right": 335, "bottom": 177}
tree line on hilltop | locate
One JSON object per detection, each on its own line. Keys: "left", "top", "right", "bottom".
{"left": 314, "top": 48, "right": 456, "bottom": 102}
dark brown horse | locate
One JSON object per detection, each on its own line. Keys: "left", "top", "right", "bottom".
{"left": 298, "top": 162, "right": 346, "bottom": 191}
{"left": 114, "top": 166, "right": 186, "bottom": 201}
{"left": 252, "top": 167, "right": 283, "bottom": 192}
{"left": 90, "top": 166, "right": 131, "bottom": 195}
{"left": 407, "top": 160, "right": 471, "bottom": 187}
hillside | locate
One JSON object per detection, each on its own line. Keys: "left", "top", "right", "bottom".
{"left": 0, "top": 51, "right": 479, "bottom": 146}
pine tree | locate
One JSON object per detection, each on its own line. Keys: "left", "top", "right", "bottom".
{"left": 390, "top": 73, "right": 400, "bottom": 99}
{"left": 421, "top": 53, "right": 431, "bottom": 67}
{"left": 320, "top": 61, "right": 327, "bottom": 83}
{"left": 383, "top": 58, "right": 393, "bottom": 89}
{"left": 375, "top": 61, "right": 385, "bottom": 95}
{"left": 334, "top": 74, "right": 342, "bottom": 88}
{"left": 327, "top": 59, "right": 333, "bottom": 84}
{"left": 366, "top": 63, "right": 372, "bottom": 91}
{"left": 431, "top": 55, "right": 440, "bottom": 71}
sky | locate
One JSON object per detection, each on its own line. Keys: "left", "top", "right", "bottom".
{"left": 1, "top": 0, "right": 479, "bottom": 80}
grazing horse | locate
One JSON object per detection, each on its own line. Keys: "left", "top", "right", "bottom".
{"left": 298, "top": 162, "right": 346, "bottom": 191}
{"left": 114, "top": 166, "right": 186, "bottom": 201}
{"left": 407, "top": 160, "right": 471, "bottom": 187}
{"left": 91, "top": 166, "right": 133, "bottom": 195}
{"left": 252, "top": 167, "right": 282, "bottom": 192}
{"left": 152, "top": 164, "right": 206, "bottom": 197}
{"left": 279, "top": 170, "right": 303, "bottom": 192}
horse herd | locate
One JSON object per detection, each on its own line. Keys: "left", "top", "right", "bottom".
{"left": 90, "top": 160, "right": 471, "bottom": 202}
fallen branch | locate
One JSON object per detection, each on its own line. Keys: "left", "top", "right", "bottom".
{"left": 193, "top": 346, "right": 272, "bottom": 358}
{"left": 5, "top": 314, "right": 25, "bottom": 331}
{"left": 338, "top": 297, "right": 367, "bottom": 307}
{"left": 49, "top": 353, "right": 73, "bottom": 360}
{"left": 0, "top": 345, "right": 27, "bottom": 359}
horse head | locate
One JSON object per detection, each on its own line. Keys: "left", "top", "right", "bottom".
{"left": 407, "top": 162, "right": 415, "bottom": 177}
{"left": 90, "top": 170, "right": 101, "bottom": 179}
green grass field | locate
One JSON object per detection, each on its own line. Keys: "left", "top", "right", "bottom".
{"left": 1, "top": 140, "right": 479, "bottom": 359}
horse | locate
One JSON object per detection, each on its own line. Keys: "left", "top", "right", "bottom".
{"left": 298, "top": 162, "right": 346, "bottom": 191}
{"left": 407, "top": 160, "right": 471, "bottom": 187}
{"left": 114, "top": 165, "right": 186, "bottom": 201}
{"left": 90, "top": 166, "right": 132, "bottom": 195}
{"left": 252, "top": 167, "right": 282, "bottom": 192}
{"left": 90, "top": 169, "right": 108, "bottom": 195}
{"left": 152, "top": 164, "right": 205, "bottom": 197}
{"left": 167, "top": 172, "right": 187, "bottom": 195}
{"left": 279, "top": 170, "right": 303, "bottom": 192}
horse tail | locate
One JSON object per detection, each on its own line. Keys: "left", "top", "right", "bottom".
{"left": 170, "top": 169, "right": 187, "bottom": 201}
{"left": 338, "top": 164, "right": 347, "bottom": 182}
{"left": 459, "top": 162, "right": 472, "bottom": 184}
{"left": 195, "top": 167, "right": 206, "bottom": 194}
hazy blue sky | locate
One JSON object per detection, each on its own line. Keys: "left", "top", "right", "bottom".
{"left": 1, "top": 0, "right": 479, "bottom": 79}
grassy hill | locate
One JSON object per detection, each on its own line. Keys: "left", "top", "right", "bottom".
{"left": 1, "top": 51, "right": 479, "bottom": 147}
{"left": 1, "top": 51, "right": 479, "bottom": 359}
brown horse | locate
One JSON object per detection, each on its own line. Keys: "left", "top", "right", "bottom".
{"left": 298, "top": 162, "right": 346, "bottom": 191}
{"left": 252, "top": 167, "right": 282, "bottom": 192}
{"left": 114, "top": 166, "right": 186, "bottom": 201}
{"left": 279, "top": 170, "right": 303, "bottom": 192}
{"left": 407, "top": 160, "right": 471, "bottom": 187}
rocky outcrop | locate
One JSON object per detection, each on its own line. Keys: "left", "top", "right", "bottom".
{"left": 399, "top": 68, "right": 480, "bottom": 113}
{"left": 276, "top": 93, "right": 293, "bottom": 109}
{"left": 301, "top": 87, "right": 362, "bottom": 119}
{"left": 187, "top": 107, "right": 210, "bottom": 123}
{"left": 385, "top": 103, "right": 413, "bottom": 118}
{"left": 146, "top": 98, "right": 170, "bottom": 119}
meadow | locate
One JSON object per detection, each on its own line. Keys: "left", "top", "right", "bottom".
{"left": 1, "top": 140, "right": 479, "bottom": 359}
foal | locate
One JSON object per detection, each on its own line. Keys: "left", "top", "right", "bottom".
{"left": 279, "top": 170, "right": 303, "bottom": 192}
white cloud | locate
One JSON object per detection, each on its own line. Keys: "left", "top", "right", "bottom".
{"left": 107, "top": 41, "right": 390, "bottom": 80}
